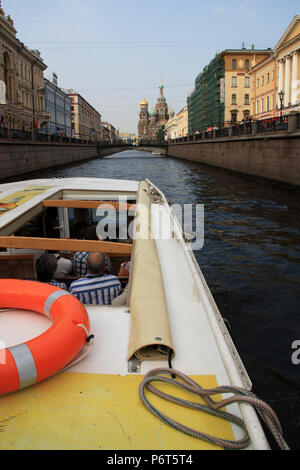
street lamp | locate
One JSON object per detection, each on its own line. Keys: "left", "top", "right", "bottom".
{"left": 278, "top": 90, "right": 285, "bottom": 120}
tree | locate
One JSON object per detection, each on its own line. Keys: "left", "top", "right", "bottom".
{"left": 156, "top": 125, "right": 165, "bottom": 143}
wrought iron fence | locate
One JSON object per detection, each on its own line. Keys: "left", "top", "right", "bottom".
{"left": 216, "top": 127, "right": 229, "bottom": 138}
{"left": 257, "top": 116, "right": 288, "bottom": 133}
{"left": 0, "top": 127, "right": 8, "bottom": 139}
{"left": 232, "top": 125, "right": 245, "bottom": 136}
{"left": 170, "top": 114, "right": 298, "bottom": 144}
{"left": 11, "top": 129, "right": 32, "bottom": 140}
{"left": 0, "top": 127, "right": 115, "bottom": 145}
{"left": 35, "top": 133, "right": 49, "bottom": 142}
{"left": 204, "top": 131, "right": 213, "bottom": 139}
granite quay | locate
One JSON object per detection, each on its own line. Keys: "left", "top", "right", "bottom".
{"left": 168, "top": 113, "right": 300, "bottom": 188}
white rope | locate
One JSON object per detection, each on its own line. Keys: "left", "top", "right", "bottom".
{"left": 55, "top": 326, "right": 94, "bottom": 375}
{"left": 76, "top": 323, "right": 90, "bottom": 338}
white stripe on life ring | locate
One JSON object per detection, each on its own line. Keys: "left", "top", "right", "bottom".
{"left": 9, "top": 344, "right": 37, "bottom": 390}
{"left": 44, "top": 290, "right": 70, "bottom": 318}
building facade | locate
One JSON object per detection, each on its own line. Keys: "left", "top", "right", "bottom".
{"left": 274, "top": 15, "right": 300, "bottom": 114}
{"left": 67, "top": 91, "right": 102, "bottom": 141}
{"left": 165, "top": 105, "right": 188, "bottom": 140}
{"left": 188, "top": 48, "right": 272, "bottom": 134}
{"left": 138, "top": 84, "right": 169, "bottom": 141}
{"left": 44, "top": 75, "right": 72, "bottom": 136}
{"left": 119, "top": 132, "right": 136, "bottom": 143}
{"left": 249, "top": 16, "right": 300, "bottom": 120}
{"left": 188, "top": 54, "right": 225, "bottom": 134}
{"left": 102, "top": 121, "right": 119, "bottom": 143}
{"left": 249, "top": 56, "right": 277, "bottom": 120}
{"left": 0, "top": 6, "right": 49, "bottom": 131}
{"left": 102, "top": 125, "right": 110, "bottom": 143}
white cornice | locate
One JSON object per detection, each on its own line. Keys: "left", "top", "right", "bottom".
{"left": 274, "top": 15, "right": 300, "bottom": 52}
{"left": 276, "top": 44, "right": 300, "bottom": 61}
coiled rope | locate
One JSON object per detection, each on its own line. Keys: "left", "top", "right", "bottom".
{"left": 139, "top": 368, "right": 290, "bottom": 450}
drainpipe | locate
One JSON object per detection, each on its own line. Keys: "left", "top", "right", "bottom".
{"left": 31, "top": 57, "right": 39, "bottom": 133}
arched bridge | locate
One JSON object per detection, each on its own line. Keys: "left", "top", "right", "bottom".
{"left": 97, "top": 142, "right": 168, "bottom": 157}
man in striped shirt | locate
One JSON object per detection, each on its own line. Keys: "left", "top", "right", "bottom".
{"left": 69, "top": 252, "right": 121, "bottom": 305}
{"left": 72, "top": 224, "right": 112, "bottom": 277}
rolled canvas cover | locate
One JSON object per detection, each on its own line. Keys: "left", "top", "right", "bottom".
{"left": 127, "top": 181, "right": 174, "bottom": 361}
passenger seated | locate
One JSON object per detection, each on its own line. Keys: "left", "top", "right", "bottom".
{"left": 117, "top": 261, "right": 131, "bottom": 278}
{"left": 72, "top": 224, "right": 112, "bottom": 277}
{"left": 35, "top": 254, "right": 68, "bottom": 290}
{"left": 52, "top": 253, "right": 73, "bottom": 278}
{"left": 111, "top": 261, "right": 131, "bottom": 307}
{"left": 69, "top": 252, "right": 121, "bottom": 305}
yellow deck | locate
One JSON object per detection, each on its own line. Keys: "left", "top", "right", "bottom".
{"left": 0, "top": 373, "right": 234, "bottom": 450}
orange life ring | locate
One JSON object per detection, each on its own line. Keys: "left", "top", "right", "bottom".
{"left": 0, "top": 279, "right": 90, "bottom": 395}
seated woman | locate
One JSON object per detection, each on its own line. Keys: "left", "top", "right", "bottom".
{"left": 35, "top": 254, "right": 68, "bottom": 290}
{"left": 52, "top": 253, "right": 73, "bottom": 278}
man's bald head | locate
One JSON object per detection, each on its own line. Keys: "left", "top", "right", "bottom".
{"left": 86, "top": 252, "right": 105, "bottom": 275}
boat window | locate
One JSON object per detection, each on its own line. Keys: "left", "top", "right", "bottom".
{"left": 14, "top": 214, "right": 44, "bottom": 238}
{"left": 68, "top": 208, "right": 92, "bottom": 239}
{"left": 14, "top": 207, "right": 60, "bottom": 239}
{"left": 68, "top": 205, "right": 135, "bottom": 243}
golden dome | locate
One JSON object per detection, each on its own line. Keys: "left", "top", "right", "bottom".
{"left": 140, "top": 97, "right": 148, "bottom": 106}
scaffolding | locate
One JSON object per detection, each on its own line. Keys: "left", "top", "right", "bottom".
{"left": 188, "top": 54, "right": 225, "bottom": 134}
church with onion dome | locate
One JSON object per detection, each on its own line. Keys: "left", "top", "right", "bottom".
{"left": 138, "top": 83, "right": 170, "bottom": 142}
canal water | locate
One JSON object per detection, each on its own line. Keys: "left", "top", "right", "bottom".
{"left": 14, "top": 149, "right": 300, "bottom": 449}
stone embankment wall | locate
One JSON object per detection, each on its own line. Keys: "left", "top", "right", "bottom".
{"left": 0, "top": 143, "right": 135, "bottom": 181}
{"left": 0, "top": 142, "right": 100, "bottom": 180}
{"left": 168, "top": 135, "right": 300, "bottom": 187}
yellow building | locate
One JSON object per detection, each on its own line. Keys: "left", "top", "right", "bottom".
{"left": 119, "top": 132, "right": 136, "bottom": 143}
{"left": 165, "top": 105, "right": 188, "bottom": 139}
{"left": 222, "top": 49, "right": 272, "bottom": 125}
{"left": 249, "top": 56, "right": 277, "bottom": 120}
{"left": 250, "top": 15, "right": 300, "bottom": 120}
{"left": 188, "top": 48, "right": 272, "bottom": 133}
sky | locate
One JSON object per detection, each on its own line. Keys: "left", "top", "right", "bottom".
{"left": 5, "top": 0, "right": 300, "bottom": 134}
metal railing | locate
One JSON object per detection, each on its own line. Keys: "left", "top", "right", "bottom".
{"left": 169, "top": 113, "right": 299, "bottom": 144}
{"left": 216, "top": 127, "right": 229, "bottom": 138}
{"left": 11, "top": 129, "right": 32, "bottom": 141}
{"left": 35, "top": 133, "right": 49, "bottom": 142}
{"left": 0, "top": 128, "right": 127, "bottom": 146}
{"left": 0, "top": 128, "right": 8, "bottom": 139}
{"left": 257, "top": 116, "right": 288, "bottom": 133}
{"left": 204, "top": 131, "right": 213, "bottom": 139}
